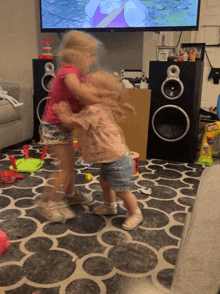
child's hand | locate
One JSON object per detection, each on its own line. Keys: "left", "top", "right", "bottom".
{"left": 120, "top": 102, "right": 137, "bottom": 116}
{"left": 53, "top": 102, "right": 72, "bottom": 116}
{"left": 112, "top": 102, "right": 137, "bottom": 122}
{"left": 53, "top": 102, "right": 73, "bottom": 128}
{"left": 101, "top": 98, "right": 118, "bottom": 107}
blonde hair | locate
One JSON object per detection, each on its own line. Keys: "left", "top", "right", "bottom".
{"left": 56, "top": 30, "right": 103, "bottom": 73}
{"left": 88, "top": 70, "right": 128, "bottom": 103}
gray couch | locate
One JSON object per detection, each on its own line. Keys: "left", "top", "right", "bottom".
{"left": 0, "top": 81, "right": 34, "bottom": 150}
{"left": 171, "top": 164, "right": 220, "bottom": 294}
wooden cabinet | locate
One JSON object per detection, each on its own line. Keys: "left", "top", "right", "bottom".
{"left": 117, "top": 89, "right": 151, "bottom": 160}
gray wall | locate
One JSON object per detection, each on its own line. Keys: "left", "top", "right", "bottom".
{"left": 93, "top": 32, "right": 143, "bottom": 73}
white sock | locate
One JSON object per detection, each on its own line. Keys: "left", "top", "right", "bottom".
{"left": 105, "top": 201, "right": 117, "bottom": 208}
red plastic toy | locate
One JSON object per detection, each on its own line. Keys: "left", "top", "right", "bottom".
{"left": 0, "top": 170, "right": 23, "bottom": 184}
{"left": 0, "top": 230, "right": 10, "bottom": 257}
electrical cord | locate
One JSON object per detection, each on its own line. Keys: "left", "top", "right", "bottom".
{"left": 176, "top": 31, "right": 182, "bottom": 48}
{"left": 205, "top": 49, "right": 213, "bottom": 68}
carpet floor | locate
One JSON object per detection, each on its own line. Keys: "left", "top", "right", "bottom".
{"left": 0, "top": 144, "right": 205, "bottom": 294}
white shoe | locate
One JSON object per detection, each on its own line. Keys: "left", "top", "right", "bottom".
{"left": 65, "top": 191, "right": 93, "bottom": 205}
{"left": 93, "top": 202, "right": 117, "bottom": 215}
{"left": 122, "top": 209, "right": 143, "bottom": 231}
{"left": 36, "top": 200, "right": 63, "bottom": 222}
{"left": 57, "top": 200, "right": 75, "bottom": 219}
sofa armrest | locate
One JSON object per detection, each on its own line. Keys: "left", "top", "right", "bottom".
{"left": 0, "top": 82, "right": 20, "bottom": 101}
{"left": 0, "top": 82, "right": 34, "bottom": 149}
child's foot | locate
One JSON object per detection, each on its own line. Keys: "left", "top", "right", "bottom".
{"left": 36, "top": 200, "right": 63, "bottom": 222}
{"left": 122, "top": 209, "right": 143, "bottom": 230}
{"left": 65, "top": 190, "right": 93, "bottom": 205}
{"left": 57, "top": 200, "right": 75, "bottom": 219}
{"left": 93, "top": 202, "right": 117, "bottom": 215}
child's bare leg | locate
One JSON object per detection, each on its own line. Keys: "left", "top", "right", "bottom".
{"left": 36, "top": 143, "right": 76, "bottom": 222}
{"left": 64, "top": 144, "right": 75, "bottom": 194}
{"left": 93, "top": 178, "right": 117, "bottom": 215}
{"left": 100, "top": 178, "right": 116, "bottom": 203}
{"left": 63, "top": 139, "right": 93, "bottom": 205}
{"left": 116, "top": 190, "right": 142, "bottom": 230}
{"left": 42, "top": 143, "right": 75, "bottom": 202}
{"left": 116, "top": 190, "right": 138, "bottom": 214}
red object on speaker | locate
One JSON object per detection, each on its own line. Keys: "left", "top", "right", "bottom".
{"left": 38, "top": 55, "right": 53, "bottom": 59}
{"left": 0, "top": 230, "right": 10, "bottom": 257}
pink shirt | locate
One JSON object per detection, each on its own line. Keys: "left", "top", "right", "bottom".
{"left": 71, "top": 104, "right": 128, "bottom": 163}
{"left": 43, "top": 64, "right": 86, "bottom": 123}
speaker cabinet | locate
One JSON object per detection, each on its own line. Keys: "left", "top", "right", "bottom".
{"left": 147, "top": 61, "right": 204, "bottom": 163}
{"left": 32, "top": 59, "right": 56, "bottom": 142}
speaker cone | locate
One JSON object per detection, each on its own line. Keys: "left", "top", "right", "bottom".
{"left": 41, "top": 62, "right": 55, "bottom": 92}
{"left": 161, "top": 79, "right": 184, "bottom": 100}
{"left": 41, "top": 75, "right": 54, "bottom": 92}
{"left": 152, "top": 105, "right": 190, "bottom": 142}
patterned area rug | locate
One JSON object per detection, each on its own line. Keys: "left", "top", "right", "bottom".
{"left": 0, "top": 144, "right": 205, "bottom": 294}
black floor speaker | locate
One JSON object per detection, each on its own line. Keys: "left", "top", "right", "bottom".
{"left": 32, "top": 59, "right": 57, "bottom": 142}
{"left": 147, "top": 61, "right": 204, "bottom": 163}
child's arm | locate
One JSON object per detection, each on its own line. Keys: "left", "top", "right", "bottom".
{"left": 64, "top": 74, "right": 118, "bottom": 106}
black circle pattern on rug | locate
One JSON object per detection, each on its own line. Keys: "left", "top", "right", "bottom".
{"left": 0, "top": 144, "right": 205, "bottom": 293}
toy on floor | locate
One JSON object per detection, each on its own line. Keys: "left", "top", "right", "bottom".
{"left": 137, "top": 187, "right": 152, "bottom": 195}
{"left": 0, "top": 230, "right": 10, "bottom": 257}
{"left": 76, "top": 157, "right": 91, "bottom": 167}
{"left": 197, "top": 121, "right": 220, "bottom": 165}
{"left": 9, "top": 145, "right": 47, "bottom": 172}
{"left": 0, "top": 170, "right": 23, "bottom": 184}
{"left": 73, "top": 140, "right": 78, "bottom": 153}
{"left": 85, "top": 173, "right": 92, "bottom": 180}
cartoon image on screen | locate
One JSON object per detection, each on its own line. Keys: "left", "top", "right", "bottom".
{"left": 41, "top": 0, "right": 200, "bottom": 30}
{"left": 82, "top": 0, "right": 149, "bottom": 28}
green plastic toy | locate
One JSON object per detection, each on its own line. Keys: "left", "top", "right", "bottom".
{"left": 9, "top": 145, "right": 47, "bottom": 173}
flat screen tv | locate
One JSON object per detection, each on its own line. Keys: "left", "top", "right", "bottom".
{"left": 40, "top": 0, "right": 201, "bottom": 33}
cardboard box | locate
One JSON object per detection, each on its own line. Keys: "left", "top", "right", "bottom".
{"left": 118, "top": 89, "right": 151, "bottom": 160}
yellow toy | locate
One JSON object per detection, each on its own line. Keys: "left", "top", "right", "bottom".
{"left": 197, "top": 121, "right": 220, "bottom": 165}
{"left": 85, "top": 173, "right": 92, "bottom": 180}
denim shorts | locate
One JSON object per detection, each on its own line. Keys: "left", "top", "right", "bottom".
{"left": 39, "top": 121, "right": 75, "bottom": 145}
{"left": 100, "top": 152, "right": 133, "bottom": 192}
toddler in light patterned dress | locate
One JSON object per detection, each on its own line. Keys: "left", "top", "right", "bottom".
{"left": 54, "top": 70, "right": 143, "bottom": 230}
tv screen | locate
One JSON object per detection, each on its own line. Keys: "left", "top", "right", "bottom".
{"left": 40, "top": 0, "right": 201, "bottom": 33}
